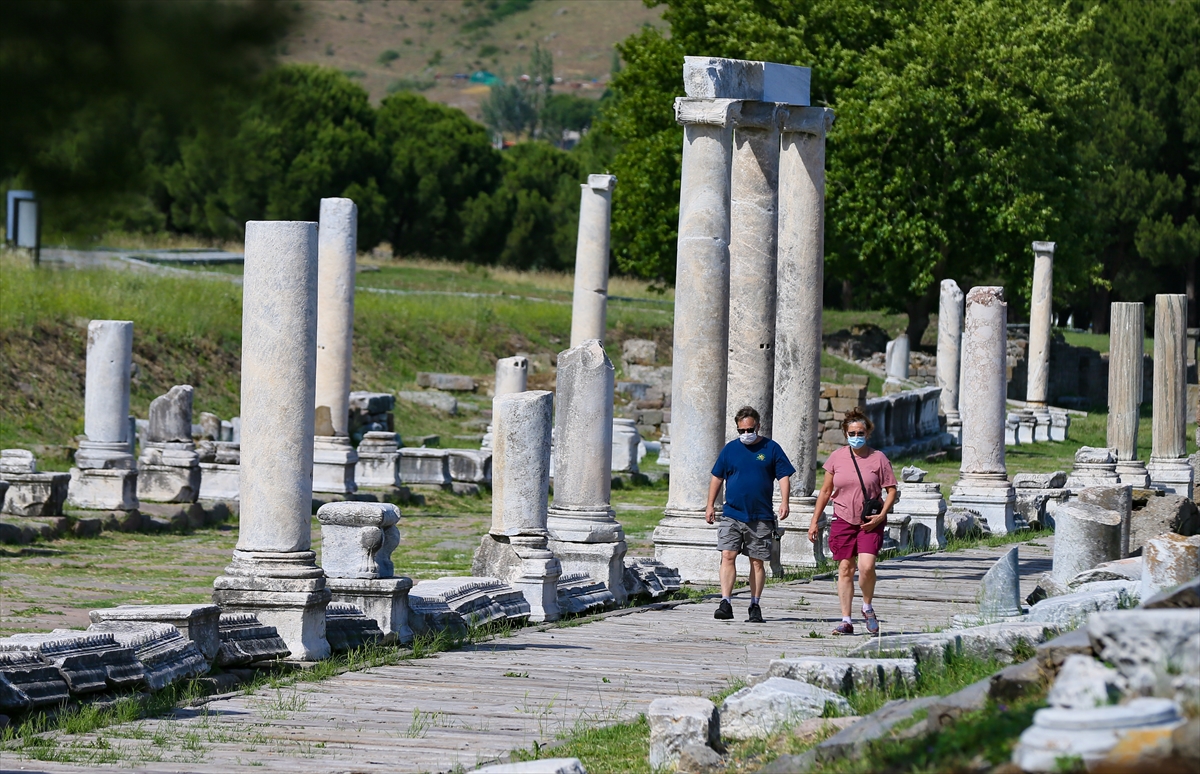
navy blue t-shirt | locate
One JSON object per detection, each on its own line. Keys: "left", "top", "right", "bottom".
{"left": 710, "top": 437, "right": 796, "bottom": 522}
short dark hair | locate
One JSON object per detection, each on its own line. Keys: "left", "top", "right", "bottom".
{"left": 734, "top": 406, "right": 760, "bottom": 426}
{"left": 841, "top": 407, "right": 874, "bottom": 435}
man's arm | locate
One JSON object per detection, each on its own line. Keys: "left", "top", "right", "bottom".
{"left": 704, "top": 475, "right": 723, "bottom": 524}
{"left": 777, "top": 475, "right": 791, "bottom": 520}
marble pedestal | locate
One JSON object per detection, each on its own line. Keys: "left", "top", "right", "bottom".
{"left": 137, "top": 442, "right": 201, "bottom": 503}
{"left": 653, "top": 509, "right": 720, "bottom": 583}
{"left": 312, "top": 436, "right": 357, "bottom": 495}
{"left": 944, "top": 418, "right": 963, "bottom": 446}
{"left": 326, "top": 577, "right": 413, "bottom": 645}
{"left": 1147, "top": 457, "right": 1195, "bottom": 499}
{"left": 547, "top": 539, "right": 627, "bottom": 607}
{"left": 355, "top": 432, "right": 401, "bottom": 488}
{"left": 68, "top": 468, "right": 138, "bottom": 511}
{"left": 950, "top": 481, "right": 1016, "bottom": 535}
{"left": 473, "top": 535, "right": 562, "bottom": 622}
{"left": 399, "top": 448, "right": 451, "bottom": 487}
{"left": 779, "top": 499, "right": 825, "bottom": 569}
{"left": 199, "top": 463, "right": 239, "bottom": 501}
{"left": 1114, "top": 460, "right": 1150, "bottom": 488}
{"left": 1049, "top": 411, "right": 1070, "bottom": 442}
{"left": 894, "top": 482, "right": 947, "bottom": 550}
{"left": 212, "top": 551, "right": 332, "bottom": 661}
{"left": 0, "top": 472, "right": 70, "bottom": 517}
{"left": 1016, "top": 410, "right": 1036, "bottom": 445}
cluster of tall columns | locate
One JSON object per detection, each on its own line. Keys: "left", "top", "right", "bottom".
{"left": 651, "top": 56, "right": 830, "bottom": 582}
{"left": 311, "top": 198, "right": 360, "bottom": 495}
{"left": 1147, "top": 294, "right": 1194, "bottom": 497}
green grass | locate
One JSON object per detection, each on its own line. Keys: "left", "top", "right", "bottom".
{"left": 1059, "top": 328, "right": 1154, "bottom": 356}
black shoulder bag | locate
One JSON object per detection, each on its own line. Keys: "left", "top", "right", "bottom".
{"left": 849, "top": 449, "right": 884, "bottom": 522}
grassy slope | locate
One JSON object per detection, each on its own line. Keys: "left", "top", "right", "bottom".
{"left": 280, "top": 0, "right": 668, "bottom": 114}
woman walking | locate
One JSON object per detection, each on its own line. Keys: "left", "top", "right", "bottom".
{"left": 808, "top": 408, "right": 898, "bottom": 635}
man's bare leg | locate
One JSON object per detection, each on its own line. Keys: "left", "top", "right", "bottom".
{"left": 749, "top": 558, "right": 765, "bottom": 598}
{"left": 720, "top": 550, "right": 739, "bottom": 598}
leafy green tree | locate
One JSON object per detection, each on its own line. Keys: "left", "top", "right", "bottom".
{"left": 602, "top": 0, "right": 1110, "bottom": 344}
{"left": 166, "top": 65, "right": 389, "bottom": 247}
{"left": 541, "top": 94, "right": 600, "bottom": 146}
{"left": 1079, "top": 0, "right": 1200, "bottom": 330}
{"left": 480, "top": 44, "right": 556, "bottom": 140}
{"left": 375, "top": 92, "right": 503, "bottom": 260}
{"left": 462, "top": 142, "right": 582, "bottom": 270}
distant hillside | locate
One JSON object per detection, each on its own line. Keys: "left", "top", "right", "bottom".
{"left": 281, "top": 0, "right": 667, "bottom": 119}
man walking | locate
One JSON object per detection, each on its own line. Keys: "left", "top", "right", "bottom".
{"left": 706, "top": 406, "right": 795, "bottom": 622}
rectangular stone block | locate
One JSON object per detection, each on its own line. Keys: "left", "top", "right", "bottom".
{"left": 399, "top": 448, "right": 451, "bottom": 487}
{"left": 66, "top": 468, "right": 137, "bottom": 511}
{"left": 0, "top": 472, "right": 70, "bottom": 517}
{"left": 198, "top": 462, "right": 239, "bottom": 500}
{"left": 830, "top": 397, "right": 861, "bottom": 412}
{"left": 88, "top": 604, "right": 222, "bottom": 664}
{"left": 415, "top": 372, "right": 476, "bottom": 392}
{"left": 683, "top": 56, "right": 810, "bottom": 104}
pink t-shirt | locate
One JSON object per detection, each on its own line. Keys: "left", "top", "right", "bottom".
{"left": 823, "top": 446, "right": 897, "bottom": 526}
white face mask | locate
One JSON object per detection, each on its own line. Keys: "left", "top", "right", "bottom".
{"left": 739, "top": 431, "right": 758, "bottom": 445}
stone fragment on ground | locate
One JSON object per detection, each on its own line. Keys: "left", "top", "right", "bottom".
{"left": 398, "top": 390, "right": 458, "bottom": 415}
{"left": 86, "top": 622, "right": 209, "bottom": 691}
{"left": 472, "top": 758, "right": 587, "bottom": 773}
{"left": 1047, "top": 654, "right": 1124, "bottom": 709}
{"left": 945, "top": 507, "right": 988, "bottom": 538}
{"left": 1129, "top": 491, "right": 1199, "bottom": 553}
{"left": 1140, "top": 533, "right": 1200, "bottom": 599}
{"left": 810, "top": 695, "right": 940, "bottom": 762}
{"left": 1026, "top": 588, "right": 1133, "bottom": 629}
{"left": 850, "top": 621, "right": 1056, "bottom": 665}
{"left": 416, "top": 372, "right": 476, "bottom": 392}
{"left": 89, "top": 603, "right": 222, "bottom": 664}
{"left": 1068, "top": 556, "right": 1143, "bottom": 587}
{"left": 677, "top": 742, "right": 725, "bottom": 774}
{"left": 988, "top": 657, "right": 1043, "bottom": 701}
{"left": 1087, "top": 609, "right": 1200, "bottom": 701}
{"left": 720, "top": 677, "right": 851, "bottom": 739}
{"left": 214, "top": 613, "right": 290, "bottom": 667}
{"left": 648, "top": 696, "right": 721, "bottom": 770}
{"left": 623, "top": 557, "right": 682, "bottom": 598}
{"left": 1140, "top": 575, "right": 1200, "bottom": 609}
{"left": 324, "top": 604, "right": 385, "bottom": 652}
{"left": 757, "top": 656, "right": 917, "bottom": 694}
{"left": 0, "top": 650, "right": 70, "bottom": 712}
{"left": 1, "top": 630, "right": 144, "bottom": 694}
{"left": 926, "top": 677, "right": 990, "bottom": 729}
{"left": 1012, "top": 697, "right": 1184, "bottom": 772}
{"left": 1036, "top": 629, "right": 1095, "bottom": 678}
{"left": 1013, "top": 471, "right": 1067, "bottom": 489}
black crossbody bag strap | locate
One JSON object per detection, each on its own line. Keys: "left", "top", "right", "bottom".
{"left": 849, "top": 449, "right": 879, "bottom": 521}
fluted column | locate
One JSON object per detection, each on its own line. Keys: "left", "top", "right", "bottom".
{"left": 1027, "top": 242, "right": 1055, "bottom": 438}
{"left": 652, "top": 96, "right": 738, "bottom": 583}
{"left": 213, "top": 220, "right": 331, "bottom": 661}
{"left": 950, "top": 286, "right": 1016, "bottom": 534}
{"left": 726, "top": 102, "right": 780, "bottom": 441}
{"left": 774, "top": 105, "right": 834, "bottom": 570}
{"left": 1108, "top": 302, "right": 1149, "bottom": 486}
{"left": 938, "top": 280, "right": 964, "bottom": 442}
{"left": 1148, "top": 294, "right": 1193, "bottom": 497}
{"left": 569, "top": 175, "right": 617, "bottom": 347}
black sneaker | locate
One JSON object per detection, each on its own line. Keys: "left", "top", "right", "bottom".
{"left": 714, "top": 599, "right": 733, "bottom": 620}
{"left": 747, "top": 603, "right": 764, "bottom": 623}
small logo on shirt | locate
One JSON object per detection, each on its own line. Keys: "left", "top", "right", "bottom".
{"left": 757, "top": 453, "right": 766, "bottom": 461}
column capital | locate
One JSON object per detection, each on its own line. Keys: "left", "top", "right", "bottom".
{"left": 1032, "top": 241, "right": 1056, "bottom": 255}
{"left": 584, "top": 174, "right": 617, "bottom": 192}
{"left": 779, "top": 106, "right": 834, "bottom": 136}
{"left": 675, "top": 97, "right": 741, "bottom": 128}
{"left": 731, "top": 101, "right": 781, "bottom": 130}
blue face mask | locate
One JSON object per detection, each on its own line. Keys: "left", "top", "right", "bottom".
{"left": 847, "top": 435, "right": 866, "bottom": 449}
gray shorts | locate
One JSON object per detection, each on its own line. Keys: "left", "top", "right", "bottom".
{"left": 717, "top": 517, "right": 775, "bottom": 561}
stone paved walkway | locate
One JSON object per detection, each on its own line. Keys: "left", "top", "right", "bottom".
{"left": 2, "top": 537, "right": 1053, "bottom": 774}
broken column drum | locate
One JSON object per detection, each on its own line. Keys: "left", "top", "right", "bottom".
{"left": 137, "top": 385, "right": 201, "bottom": 503}
{"left": 1026, "top": 242, "right": 1055, "bottom": 440}
{"left": 312, "top": 198, "right": 359, "bottom": 495}
{"left": 1147, "top": 294, "right": 1193, "bottom": 498}
{"left": 482, "top": 355, "right": 529, "bottom": 450}
{"left": 1107, "top": 302, "right": 1149, "bottom": 487}
{"left": 569, "top": 175, "right": 617, "bottom": 348}
{"left": 885, "top": 333, "right": 910, "bottom": 386}
{"left": 472, "top": 390, "right": 561, "bottom": 622}
{"left": 68, "top": 319, "right": 138, "bottom": 511}
{"left": 726, "top": 101, "right": 780, "bottom": 442}
{"left": 212, "top": 220, "right": 331, "bottom": 661}
{"left": 547, "top": 340, "right": 628, "bottom": 604}
{"left": 651, "top": 95, "right": 738, "bottom": 584}
{"left": 774, "top": 106, "right": 834, "bottom": 571}
{"left": 950, "top": 287, "right": 1016, "bottom": 534}
{"left": 937, "top": 280, "right": 965, "bottom": 443}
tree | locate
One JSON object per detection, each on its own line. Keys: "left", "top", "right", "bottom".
{"left": 166, "top": 65, "right": 390, "bottom": 247}
{"left": 375, "top": 92, "right": 503, "bottom": 260}
{"left": 461, "top": 142, "right": 582, "bottom": 270}
{"left": 480, "top": 44, "right": 556, "bottom": 141}
{"left": 541, "top": 94, "right": 599, "bottom": 146}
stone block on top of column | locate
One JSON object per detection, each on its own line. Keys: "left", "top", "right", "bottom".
{"left": 683, "top": 56, "right": 810, "bottom": 105}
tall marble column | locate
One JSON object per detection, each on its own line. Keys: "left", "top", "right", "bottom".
{"left": 1147, "top": 294, "right": 1193, "bottom": 497}
{"left": 473, "top": 390, "right": 561, "bottom": 621}
{"left": 1108, "top": 302, "right": 1149, "bottom": 486}
{"left": 1026, "top": 241, "right": 1055, "bottom": 439}
{"left": 569, "top": 175, "right": 617, "bottom": 347}
{"left": 651, "top": 96, "right": 738, "bottom": 583}
{"left": 312, "top": 198, "right": 359, "bottom": 495}
{"left": 950, "top": 286, "right": 1016, "bottom": 534}
{"left": 726, "top": 102, "right": 780, "bottom": 441}
{"left": 213, "top": 220, "right": 331, "bottom": 661}
{"left": 938, "top": 280, "right": 965, "bottom": 443}
{"left": 547, "top": 340, "right": 627, "bottom": 604}
{"left": 773, "top": 106, "right": 834, "bottom": 570}
{"left": 68, "top": 320, "right": 139, "bottom": 511}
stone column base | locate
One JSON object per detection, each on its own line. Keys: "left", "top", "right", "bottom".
{"left": 950, "top": 482, "right": 1016, "bottom": 535}
{"left": 778, "top": 498, "right": 825, "bottom": 571}
{"left": 1016, "top": 410, "right": 1037, "bottom": 445}
{"left": 547, "top": 506, "right": 625, "bottom": 543}
{"left": 137, "top": 464, "right": 201, "bottom": 504}
{"left": 1147, "top": 457, "right": 1195, "bottom": 499}
{"left": 906, "top": 511, "right": 946, "bottom": 550}
{"left": 198, "top": 463, "right": 239, "bottom": 501}
{"left": 1115, "top": 460, "right": 1151, "bottom": 488}
{"left": 1049, "top": 411, "right": 1071, "bottom": 441}
{"left": 1031, "top": 409, "right": 1052, "bottom": 442}
{"left": 355, "top": 453, "right": 400, "bottom": 488}
{"left": 944, "top": 417, "right": 963, "bottom": 446}
{"left": 547, "top": 537, "right": 628, "bottom": 606}
{"left": 75, "top": 440, "right": 135, "bottom": 471}
{"left": 212, "top": 550, "right": 331, "bottom": 660}
{"left": 652, "top": 509, "right": 719, "bottom": 584}
{"left": 327, "top": 577, "right": 414, "bottom": 645}
{"left": 473, "top": 534, "right": 561, "bottom": 622}
{"left": 1, "top": 472, "right": 70, "bottom": 517}
{"left": 313, "top": 436, "right": 358, "bottom": 495}
{"left": 67, "top": 468, "right": 138, "bottom": 511}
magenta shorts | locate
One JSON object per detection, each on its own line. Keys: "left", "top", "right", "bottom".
{"left": 829, "top": 517, "right": 884, "bottom": 561}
